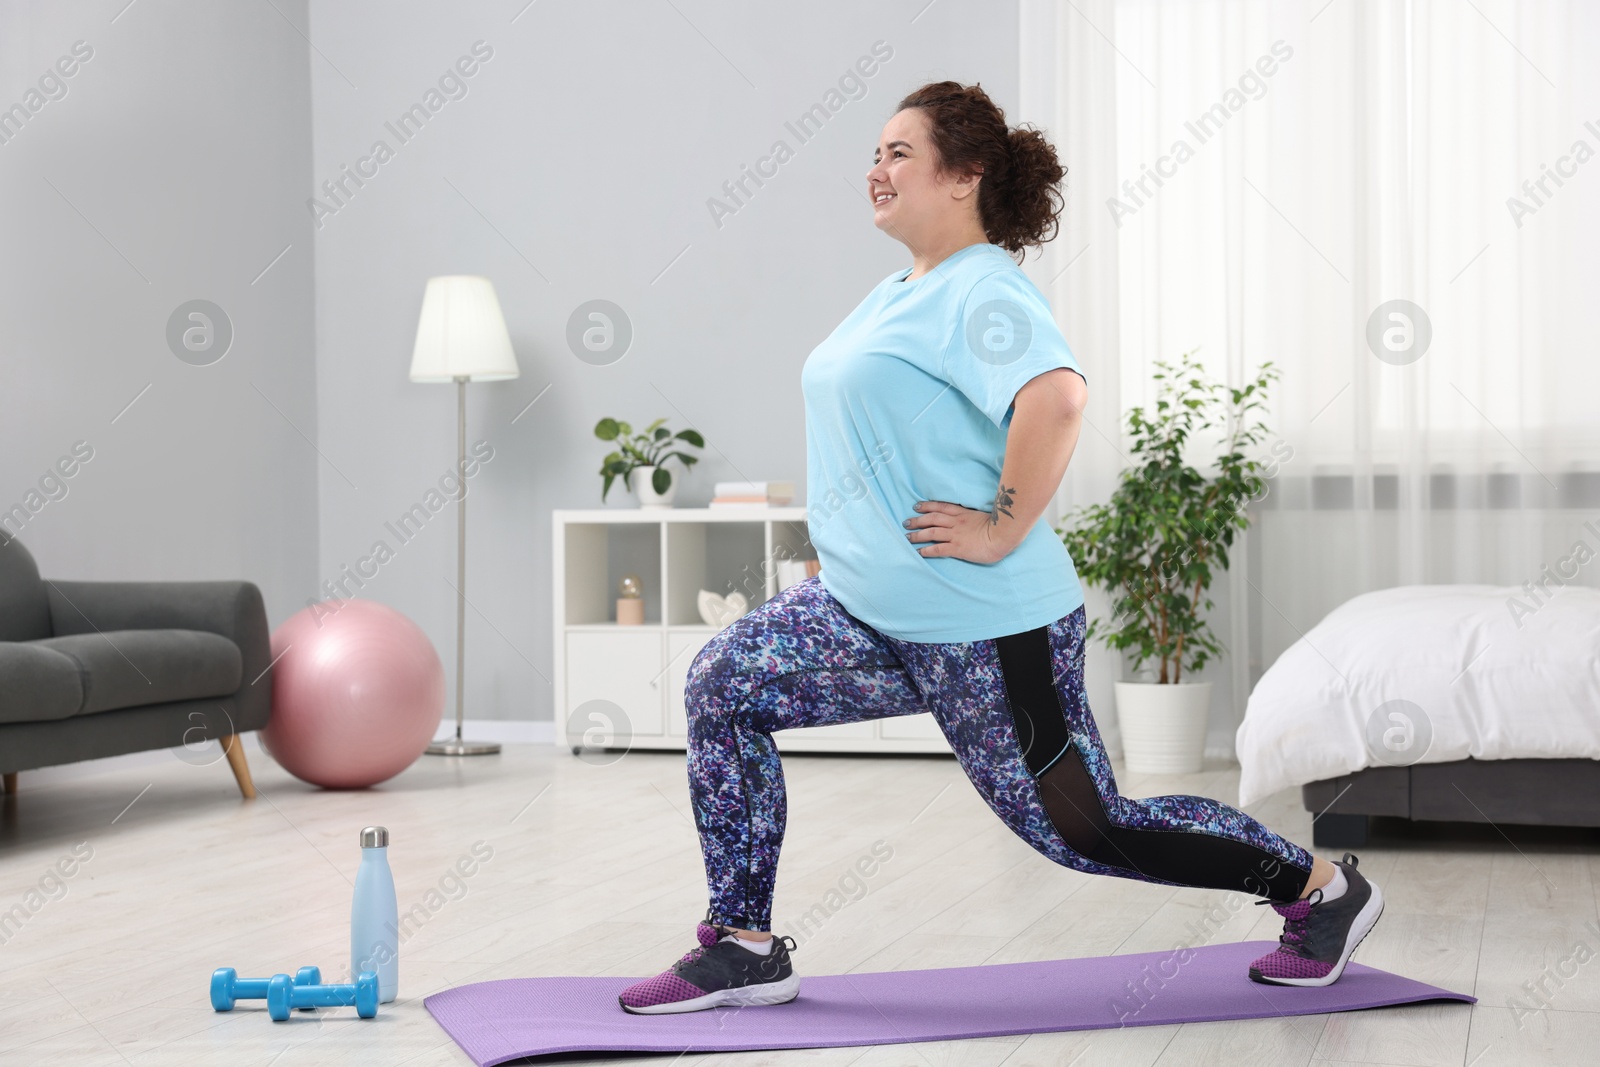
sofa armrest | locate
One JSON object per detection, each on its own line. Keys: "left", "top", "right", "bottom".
{"left": 44, "top": 579, "right": 273, "bottom": 730}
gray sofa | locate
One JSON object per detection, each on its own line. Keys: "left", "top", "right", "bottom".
{"left": 0, "top": 535, "right": 271, "bottom": 798}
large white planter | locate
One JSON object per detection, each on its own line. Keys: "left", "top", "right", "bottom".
{"left": 628, "top": 465, "right": 678, "bottom": 508}
{"left": 1113, "top": 681, "right": 1212, "bottom": 774}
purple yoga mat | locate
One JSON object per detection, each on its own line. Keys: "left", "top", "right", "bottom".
{"left": 424, "top": 940, "right": 1473, "bottom": 1065}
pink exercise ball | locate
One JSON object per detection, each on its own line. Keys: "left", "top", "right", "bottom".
{"left": 262, "top": 599, "right": 444, "bottom": 789}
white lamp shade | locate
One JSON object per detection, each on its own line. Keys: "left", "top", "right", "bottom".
{"left": 409, "top": 275, "right": 520, "bottom": 382}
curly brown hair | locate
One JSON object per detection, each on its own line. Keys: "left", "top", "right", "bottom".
{"left": 894, "top": 81, "right": 1066, "bottom": 263}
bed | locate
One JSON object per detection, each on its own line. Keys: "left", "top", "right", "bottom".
{"left": 1235, "top": 584, "right": 1600, "bottom": 847}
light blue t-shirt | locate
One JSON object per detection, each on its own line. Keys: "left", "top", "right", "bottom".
{"left": 801, "top": 241, "right": 1087, "bottom": 643}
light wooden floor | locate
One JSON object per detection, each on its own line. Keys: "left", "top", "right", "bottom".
{"left": 2, "top": 739, "right": 1598, "bottom": 1066}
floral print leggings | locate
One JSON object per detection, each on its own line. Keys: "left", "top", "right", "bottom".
{"left": 685, "top": 576, "right": 1314, "bottom": 931}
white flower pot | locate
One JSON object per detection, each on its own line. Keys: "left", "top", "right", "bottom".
{"left": 629, "top": 464, "right": 677, "bottom": 508}
{"left": 1113, "top": 680, "right": 1212, "bottom": 775}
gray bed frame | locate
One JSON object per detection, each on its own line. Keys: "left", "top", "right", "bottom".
{"left": 1303, "top": 757, "right": 1600, "bottom": 847}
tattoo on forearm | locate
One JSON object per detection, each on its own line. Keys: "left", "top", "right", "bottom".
{"left": 991, "top": 484, "right": 1016, "bottom": 524}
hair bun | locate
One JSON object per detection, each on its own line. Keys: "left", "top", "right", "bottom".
{"left": 895, "top": 82, "right": 1066, "bottom": 261}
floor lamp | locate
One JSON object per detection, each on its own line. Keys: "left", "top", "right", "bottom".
{"left": 409, "top": 275, "right": 520, "bottom": 756}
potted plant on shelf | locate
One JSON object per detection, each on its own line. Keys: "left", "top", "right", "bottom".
{"left": 595, "top": 417, "right": 705, "bottom": 508}
{"left": 1056, "top": 352, "right": 1280, "bottom": 774}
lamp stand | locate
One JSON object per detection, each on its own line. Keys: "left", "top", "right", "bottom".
{"left": 427, "top": 376, "right": 501, "bottom": 757}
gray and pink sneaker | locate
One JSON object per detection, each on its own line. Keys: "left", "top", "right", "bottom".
{"left": 618, "top": 919, "right": 801, "bottom": 1015}
{"left": 1249, "top": 853, "right": 1384, "bottom": 986}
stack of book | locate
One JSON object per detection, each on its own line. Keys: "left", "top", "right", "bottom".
{"left": 710, "top": 480, "right": 796, "bottom": 507}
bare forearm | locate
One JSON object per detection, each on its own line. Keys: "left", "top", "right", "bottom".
{"left": 988, "top": 369, "right": 1087, "bottom": 552}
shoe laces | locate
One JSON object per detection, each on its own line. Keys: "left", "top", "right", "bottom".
{"left": 675, "top": 921, "right": 731, "bottom": 967}
{"left": 675, "top": 919, "right": 796, "bottom": 969}
{"left": 1255, "top": 888, "right": 1323, "bottom": 955}
{"left": 1253, "top": 854, "right": 1358, "bottom": 955}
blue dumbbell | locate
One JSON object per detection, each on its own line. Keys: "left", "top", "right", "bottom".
{"left": 266, "top": 970, "right": 379, "bottom": 1021}
{"left": 211, "top": 966, "right": 322, "bottom": 1011}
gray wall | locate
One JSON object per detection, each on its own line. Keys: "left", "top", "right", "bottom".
{"left": 306, "top": 0, "right": 1022, "bottom": 723}
{"left": 1, "top": 1, "right": 1023, "bottom": 728}
{"left": 0, "top": 2, "right": 318, "bottom": 628}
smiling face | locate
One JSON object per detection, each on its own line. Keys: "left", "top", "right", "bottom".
{"left": 867, "top": 108, "right": 982, "bottom": 247}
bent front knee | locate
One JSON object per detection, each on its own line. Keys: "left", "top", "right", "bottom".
{"left": 685, "top": 639, "right": 746, "bottom": 731}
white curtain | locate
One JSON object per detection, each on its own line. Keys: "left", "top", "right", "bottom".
{"left": 1022, "top": 0, "right": 1600, "bottom": 758}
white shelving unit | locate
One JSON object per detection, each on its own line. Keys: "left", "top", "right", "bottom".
{"left": 553, "top": 506, "right": 950, "bottom": 756}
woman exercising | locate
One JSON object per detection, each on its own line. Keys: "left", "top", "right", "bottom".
{"left": 619, "top": 81, "right": 1383, "bottom": 1015}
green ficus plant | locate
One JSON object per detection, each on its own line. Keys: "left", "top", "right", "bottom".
{"left": 1056, "top": 351, "right": 1280, "bottom": 684}
{"left": 595, "top": 417, "right": 705, "bottom": 502}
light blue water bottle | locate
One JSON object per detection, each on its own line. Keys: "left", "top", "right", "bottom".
{"left": 351, "top": 825, "right": 399, "bottom": 1003}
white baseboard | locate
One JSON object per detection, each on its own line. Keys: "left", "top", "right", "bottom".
{"left": 1106, "top": 745, "right": 1239, "bottom": 766}
{"left": 431, "top": 719, "right": 557, "bottom": 745}
{"left": 12, "top": 724, "right": 1222, "bottom": 785}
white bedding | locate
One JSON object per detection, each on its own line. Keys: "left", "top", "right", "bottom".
{"left": 1235, "top": 584, "right": 1600, "bottom": 807}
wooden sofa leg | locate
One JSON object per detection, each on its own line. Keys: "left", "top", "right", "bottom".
{"left": 2, "top": 772, "right": 15, "bottom": 796}
{"left": 221, "top": 736, "right": 257, "bottom": 799}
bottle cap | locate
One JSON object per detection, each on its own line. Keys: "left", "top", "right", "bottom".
{"left": 360, "top": 825, "right": 389, "bottom": 848}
